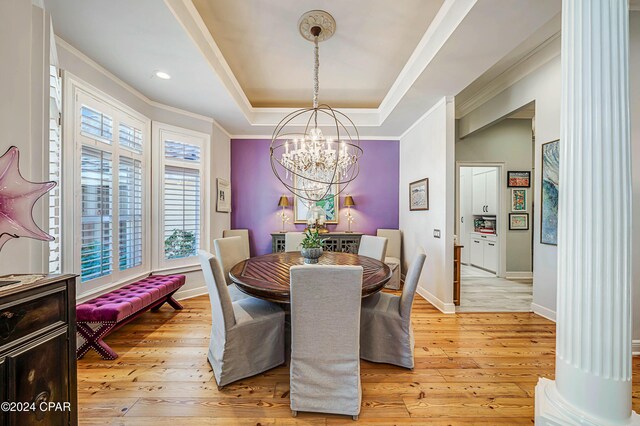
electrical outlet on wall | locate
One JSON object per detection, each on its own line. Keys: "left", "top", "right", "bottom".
{"left": 433, "top": 229, "right": 441, "bottom": 238}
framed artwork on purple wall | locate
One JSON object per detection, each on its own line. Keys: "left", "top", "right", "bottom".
{"left": 293, "top": 182, "right": 339, "bottom": 224}
{"left": 216, "top": 178, "right": 231, "bottom": 213}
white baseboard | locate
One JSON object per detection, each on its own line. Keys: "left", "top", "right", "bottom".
{"left": 416, "top": 286, "right": 456, "bottom": 314}
{"left": 506, "top": 271, "right": 533, "bottom": 280}
{"left": 633, "top": 340, "right": 640, "bottom": 356}
{"left": 175, "top": 285, "right": 208, "bottom": 301}
{"left": 531, "top": 303, "right": 556, "bottom": 322}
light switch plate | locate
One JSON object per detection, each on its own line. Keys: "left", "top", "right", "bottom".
{"left": 433, "top": 229, "right": 441, "bottom": 238}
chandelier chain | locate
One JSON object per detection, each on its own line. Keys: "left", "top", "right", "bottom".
{"left": 313, "top": 35, "right": 319, "bottom": 109}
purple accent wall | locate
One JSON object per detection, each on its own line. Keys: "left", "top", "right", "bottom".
{"left": 231, "top": 139, "right": 399, "bottom": 256}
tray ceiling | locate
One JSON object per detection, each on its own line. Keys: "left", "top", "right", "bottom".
{"left": 191, "top": 0, "right": 444, "bottom": 109}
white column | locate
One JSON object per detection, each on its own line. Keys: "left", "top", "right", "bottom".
{"left": 535, "top": 0, "right": 639, "bottom": 425}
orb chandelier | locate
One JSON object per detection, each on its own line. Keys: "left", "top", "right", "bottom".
{"left": 270, "top": 10, "right": 362, "bottom": 203}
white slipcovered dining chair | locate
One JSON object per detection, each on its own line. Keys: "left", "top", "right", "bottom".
{"left": 289, "top": 265, "right": 363, "bottom": 420}
{"left": 198, "top": 251, "right": 285, "bottom": 387}
{"left": 213, "top": 236, "right": 250, "bottom": 302}
{"left": 377, "top": 229, "right": 402, "bottom": 289}
{"left": 359, "top": 247, "right": 426, "bottom": 369}
{"left": 358, "top": 235, "right": 388, "bottom": 261}
{"left": 222, "top": 229, "right": 250, "bottom": 259}
{"left": 284, "top": 232, "right": 305, "bottom": 252}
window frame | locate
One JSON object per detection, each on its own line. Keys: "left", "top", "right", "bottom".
{"left": 63, "top": 75, "right": 151, "bottom": 296}
{"left": 152, "top": 122, "right": 210, "bottom": 271}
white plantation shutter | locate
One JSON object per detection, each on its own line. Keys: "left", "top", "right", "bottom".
{"left": 154, "top": 126, "right": 208, "bottom": 268}
{"left": 80, "top": 146, "right": 113, "bottom": 282}
{"left": 163, "top": 165, "right": 201, "bottom": 259}
{"left": 70, "top": 84, "right": 150, "bottom": 293}
{"left": 119, "top": 157, "right": 143, "bottom": 269}
{"left": 164, "top": 140, "right": 201, "bottom": 162}
{"left": 48, "top": 64, "right": 62, "bottom": 274}
{"left": 81, "top": 106, "right": 113, "bottom": 142}
{"left": 119, "top": 123, "right": 143, "bottom": 154}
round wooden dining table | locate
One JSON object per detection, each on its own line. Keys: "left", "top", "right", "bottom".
{"left": 229, "top": 251, "right": 392, "bottom": 303}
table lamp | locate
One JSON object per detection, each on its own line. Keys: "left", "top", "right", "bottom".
{"left": 277, "top": 195, "right": 290, "bottom": 232}
{"left": 344, "top": 195, "right": 356, "bottom": 233}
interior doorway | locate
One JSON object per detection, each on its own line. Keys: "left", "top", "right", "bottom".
{"left": 454, "top": 105, "right": 535, "bottom": 312}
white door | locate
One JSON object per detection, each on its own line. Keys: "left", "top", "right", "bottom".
{"left": 472, "top": 172, "right": 486, "bottom": 215}
{"left": 484, "top": 240, "right": 498, "bottom": 272}
{"left": 485, "top": 168, "right": 498, "bottom": 215}
{"left": 470, "top": 238, "right": 483, "bottom": 267}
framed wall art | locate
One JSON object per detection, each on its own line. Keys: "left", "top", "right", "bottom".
{"left": 216, "top": 178, "right": 231, "bottom": 213}
{"left": 541, "top": 139, "right": 559, "bottom": 245}
{"left": 511, "top": 189, "right": 527, "bottom": 212}
{"left": 294, "top": 182, "right": 339, "bottom": 224}
{"left": 509, "top": 213, "right": 529, "bottom": 230}
{"left": 507, "top": 171, "right": 531, "bottom": 188}
{"left": 409, "top": 178, "right": 429, "bottom": 211}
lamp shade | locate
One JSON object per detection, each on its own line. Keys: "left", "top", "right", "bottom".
{"left": 344, "top": 195, "right": 355, "bottom": 207}
{"left": 278, "top": 195, "right": 290, "bottom": 207}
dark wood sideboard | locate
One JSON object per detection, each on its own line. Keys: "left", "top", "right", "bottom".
{"left": 0, "top": 274, "right": 77, "bottom": 426}
{"left": 271, "top": 232, "right": 364, "bottom": 253}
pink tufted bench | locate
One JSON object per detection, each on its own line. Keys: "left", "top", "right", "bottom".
{"left": 76, "top": 274, "right": 185, "bottom": 360}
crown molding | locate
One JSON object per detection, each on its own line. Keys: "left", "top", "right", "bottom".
{"left": 56, "top": 36, "right": 219, "bottom": 127}
{"left": 455, "top": 31, "right": 560, "bottom": 118}
{"left": 229, "top": 135, "right": 401, "bottom": 141}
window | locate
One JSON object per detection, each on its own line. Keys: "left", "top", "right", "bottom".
{"left": 118, "top": 157, "right": 143, "bottom": 269}
{"left": 48, "top": 64, "right": 62, "bottom": 274}
{"left": 153, "top": 124, "right": 209, "bottom": 269}
{"left": 66, "top": 82, "right": 150, "bottom": 294}
{"left": 80, "top": 146, "right": 113, "bottom": 282}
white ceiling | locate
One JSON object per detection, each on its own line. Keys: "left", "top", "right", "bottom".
{"left": 44, "top": 0, "right": 561, "bottom": 137}
{"left": 192, "top": 0, "right": 444, "bottom": 108}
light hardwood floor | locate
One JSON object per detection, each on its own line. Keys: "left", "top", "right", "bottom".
{"left": 458, "top": 265, "right": 533, "bottom": 313}
{"left": 77, "top": 293, "right": 640, "bottom": 425}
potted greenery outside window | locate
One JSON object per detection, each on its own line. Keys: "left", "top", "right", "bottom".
{"left": 300, "top": 229, "right": 327, "bottom": 264}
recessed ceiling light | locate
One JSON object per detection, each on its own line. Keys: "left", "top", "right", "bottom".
{"left": 155, "top": 71, "right": 171, "bottom": 80}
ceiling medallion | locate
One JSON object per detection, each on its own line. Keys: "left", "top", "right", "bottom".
{"left": 297, "top": 10, "right": 336, "bottom": 43}
{"left": 270, "top": 10, "right": 361, "bottom": 204}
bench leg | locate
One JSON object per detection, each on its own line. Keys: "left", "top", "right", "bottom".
{"left": 167, "top": 296, "right": 183, "bottom": 310}
{"left": 151, "top": 292, "right": 183, "bottom": 312}
{"left": 76, "top": 322, "right": 118, "bottom": 360}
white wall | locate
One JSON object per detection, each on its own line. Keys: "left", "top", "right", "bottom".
{"left": 0, "top": 2, "right": 50, "bottom": 275}
{"left": 456, "top": 118, "right": 534, "bottom": 274}
{"left": 399, "top": 97, "right": 456, "bottom": 313}
{"left": 458, "top": 54, "right": 561, "bottom": 320}
{"left": 55, "top": 40, "right": 231, "bottom": 299}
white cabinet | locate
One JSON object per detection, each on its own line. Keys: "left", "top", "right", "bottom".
{"left": 469, "top": 233, "right": 498, "bottom": 273}
{"left": 472, "top": 168, "right": 498, "bottom": 215}
{"left": 470, "top": 238, "right": 483, "bottom": 266}
{"left": 472, "top": 173, "right": 486, "bottom": 216}
{"left": 484, "top": 169, "right": 498, "bottom": 215}
{"left": 484, "top": 240, "right": 497, "bottom": 272}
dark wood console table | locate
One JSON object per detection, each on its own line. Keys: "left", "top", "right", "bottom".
{"left": 0, "top": 274, "right": 77, "bottom": 425}
{"left": 271, "top": 231, "right": 363, "bottom": 253}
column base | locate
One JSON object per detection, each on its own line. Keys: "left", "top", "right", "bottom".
{"left": 535, "top": 378, "right": 640, "bottom": 425}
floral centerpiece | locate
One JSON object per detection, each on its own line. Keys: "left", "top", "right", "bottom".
{"left": 300, "top": 229, "right": 327, "bottom": 264}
